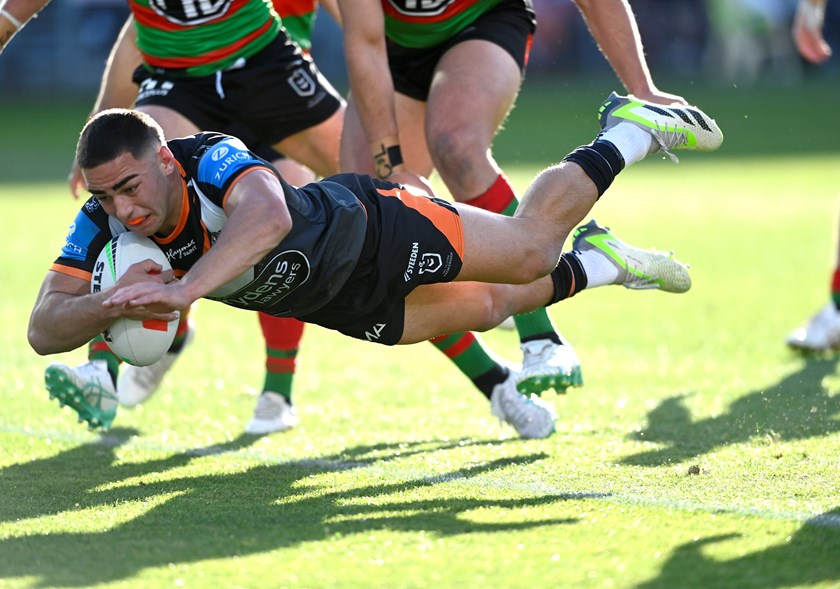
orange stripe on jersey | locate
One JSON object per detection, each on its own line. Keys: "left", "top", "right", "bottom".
{"left": 222, "top": 165, "right": 275, "bottom": 209}
{"left": 142, "top": 320, "right": 169, "bottom": 332}
{"left": 152, "top": 174, "right": 189, "bottom": 246}
{"left": 376, "top": 187, "right": 464, "bottom": 261}
{"left": 49, "top": 264, "right": 93, "bottom": 282}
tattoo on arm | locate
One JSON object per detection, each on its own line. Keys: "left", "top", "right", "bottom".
{"left": 373, "top": 143, "right": 404, "bottom": 180}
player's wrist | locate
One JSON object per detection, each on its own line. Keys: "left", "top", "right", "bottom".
{"left": 0, "top": 8, "right": 22, "bottom": 51}
{"left": 798, "top": 0, "right": 826, "bottom": 30}
{"left": 372, "top": 142, "right": 403, "bottom": 180}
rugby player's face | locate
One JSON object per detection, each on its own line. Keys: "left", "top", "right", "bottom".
{"left": 84, "top": 148, "right": 178, "bottom": 236}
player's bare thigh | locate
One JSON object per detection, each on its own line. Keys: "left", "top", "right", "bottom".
{"left": 425, "top": 39, "right": 522, "bottom": 197}
{"left": 273, "top": 104, "right": 344, "bottom": 178}
{"left": 137, "top": 105, "right": 201, "bottom": 139}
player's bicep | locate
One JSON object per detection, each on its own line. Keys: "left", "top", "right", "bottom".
{"left": 223, "top": 168, "right": 290, "bottom": 221}
{"left": 41, "top": 270, "right": 91, "bottom": 299}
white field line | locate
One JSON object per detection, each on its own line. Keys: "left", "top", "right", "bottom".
{"left": 2, "top": 424, "right": 839, "bottom": 530}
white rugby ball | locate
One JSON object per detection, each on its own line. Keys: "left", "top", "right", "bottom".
{"left": 91, "top": 232, "right": 178, "bottom": 366}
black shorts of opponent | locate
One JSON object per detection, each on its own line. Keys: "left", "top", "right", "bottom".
{"left": 387, "top": 0, "right": 536, "bottom": 101}
{"left": 132, "top": 34, "right": 342, "bottom": 146}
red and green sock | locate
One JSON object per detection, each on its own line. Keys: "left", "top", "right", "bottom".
{"left": 259, "top": 313, "right": 305, "bottom": 404}
{"left": 88, "top": 335, "right": 120, "bottom": 386}
{"left": 429, "top": 332, "right": 508, "bottom": 400}
{"left": 831, "top": 268, "right": 840, "bottom": 310}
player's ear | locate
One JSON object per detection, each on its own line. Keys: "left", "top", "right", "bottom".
{"left": 157, "top": 145, "right": 177, "bottom": 173}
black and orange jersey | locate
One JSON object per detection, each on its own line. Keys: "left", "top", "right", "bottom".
{"left": 53, "top": 132, "right": 367, "bottom": 317}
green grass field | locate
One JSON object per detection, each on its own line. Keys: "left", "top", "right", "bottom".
{"left": 2, "top": 80, "right": 840, "bottom": 588}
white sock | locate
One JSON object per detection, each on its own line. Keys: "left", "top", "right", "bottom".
{"left": 599, "top": 123, "right": 655, "bottom": 167}
{"left": 573, "top": 250, "right": 619, "bottom": 288}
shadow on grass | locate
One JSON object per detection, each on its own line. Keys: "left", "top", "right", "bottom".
{"left": 621, "top": 356, "right": 840, "bottom": 467}
{"left": 0, "top": 431, "right": 579, "bottom": 587}
{"left": 634, "top": 508, "right": 840, "bottom": 589}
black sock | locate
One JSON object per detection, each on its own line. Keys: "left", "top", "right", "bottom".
{"left": 473, "top": 364, "right": 510, "bottom": 400}
{"left": 548, "top": 253, "right": 588, "bottom": 305}
{"left": 520, "top": 332, "right": 562, "bottom": 345}
{"left": 562, "top": 139, "right": 625, "bottom": 198}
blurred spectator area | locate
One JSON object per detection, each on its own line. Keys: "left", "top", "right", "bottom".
{"left": 1, "top": 0, "right": 838, "bottom": 99}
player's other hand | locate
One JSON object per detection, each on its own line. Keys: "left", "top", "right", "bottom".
{"left": 391, "top": 170, "right": 435, "bottom": 198}
{"left": 793, "top": 3, "right": 832, "bottom": 64}
{"left": 632, "top": 87, "right": 688, "bottom": 107}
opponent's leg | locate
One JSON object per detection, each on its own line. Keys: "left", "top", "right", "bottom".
{"left": 427, "top": 40, "right": 580, "bottom": 395}
{"left": 245, "top": 313, "right": 303, "bottom": 435}
{"left": 786, "top": 209, "right": 840, "bottom": 352}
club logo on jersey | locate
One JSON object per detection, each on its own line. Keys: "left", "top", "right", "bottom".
{"left": 84, "top": 199, "right": 100, "bottom": 213}
{"left": 288, "top": 68, "right": 316, "bottom": 97}
{"left": 148, "top": 0, "right": 235, "bottom": 26}
{"left": 224, "top": 250, "right": 311, "bottom": 307}
{"left": 386, "top": 0, "right": 455, "bottom": 17}
{"left": 419, "top": 252, "right": 443, "bottom": 274}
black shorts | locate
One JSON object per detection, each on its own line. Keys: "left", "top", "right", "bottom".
{"left": 132, "top": 35, "right": 342, "bottom": 146}
{"left": 387, "top": 0, "right": 536, "bottom": 101}
{"left": 224, "top": 121, "right": 285, "bottom": 162}
{"left": 298, "top": 177, "right": 465, "bottom": 345}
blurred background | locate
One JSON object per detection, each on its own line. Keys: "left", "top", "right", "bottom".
{"left": 1, "top": 0, "right": 839, "bottom": 181}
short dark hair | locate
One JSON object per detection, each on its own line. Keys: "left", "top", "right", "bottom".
{"left": 76, "top": 109, "right": 166, "bottom": 169}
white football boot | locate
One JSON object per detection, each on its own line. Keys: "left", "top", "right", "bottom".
{"left": 490, "top": 370, "right": 557, "bottom": 439}
{"left": 118, "top": 325, "right": 194, "bottom": 407}
{"left": 517, "top": 337, "right": 584, "bottom": 396}
{"left": 245, "top": 392, "right": 300, "bottom": 435}
{"left": 786, "top": 303, "right": 840, "bottom": 351}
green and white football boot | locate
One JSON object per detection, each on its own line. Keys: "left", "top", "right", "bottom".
{"left": 598, "top": 92, "right": 723, "bottom": 162}
{"left": 45, "top": 360, "right": 118, "bottom": 430}
{"left": 573, "top": 220, "right": 691, "bottom": 293}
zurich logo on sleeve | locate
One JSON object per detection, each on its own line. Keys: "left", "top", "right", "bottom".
{"left": 199, "top": 137, "right": 260, "bottom": 186}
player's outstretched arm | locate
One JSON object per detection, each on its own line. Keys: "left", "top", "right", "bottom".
{"left": 105, "top": 169, "right": 293, "bottom": 310}
{"left": 69, "top": 16, "right": 144, "bottom": 198}
{"left": 339, "top": 0, "right": 407, "bottom": 180}
{"left": 0, "top": 0, "right": 50, "bottom": 54}
{"left": 572, "top": 0, "right": 685, "bottom": 105}
{"left": 28, "top": 262, "right": 176, "bottom": 355}
{"left": 793, "top": 0, "right": 832, "bottom": 64}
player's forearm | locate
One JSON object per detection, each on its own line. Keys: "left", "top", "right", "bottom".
{"left": 797, "top": 0, "right": 828, "bottom": 31}
{"left": 572, "top": 0, "right": 656, "bottom": 97}
{"left": 29, "top": 288, "right": 121, "bottom": 355}
{"left": 340, "top": 1, "right": 402, "bottom": 177}
{"left": 178, "top": 174, "right": 292, "bottom": 302}
{"left": 0, "top": 0, "right": 49, "bottom": 53}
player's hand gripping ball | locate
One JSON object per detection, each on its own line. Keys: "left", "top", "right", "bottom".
{"left": 91, "top": 232, "right": 178, "bottom": 366}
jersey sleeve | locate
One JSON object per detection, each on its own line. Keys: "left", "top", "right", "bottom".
{"left": 188, "top": 133, "right": 275, "bottom": 207}
{"left": 50, "top": 198, "right": 115, "bottom": 282}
